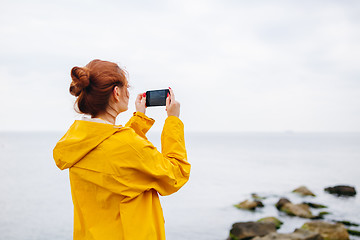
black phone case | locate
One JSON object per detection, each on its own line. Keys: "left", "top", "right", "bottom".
{"left": 145, "top": 89, "right": 170, "bottom": 107}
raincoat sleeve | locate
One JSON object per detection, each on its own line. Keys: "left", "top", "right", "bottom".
{"left": 112, "top": 116, "right": 190, "bottom": 198}
{"left": 125, "top": 112, "right": 155, "bottom": 139}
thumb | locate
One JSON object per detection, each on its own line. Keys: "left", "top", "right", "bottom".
{"left": 166, "top": 93, "right": 170, "bottom": 108}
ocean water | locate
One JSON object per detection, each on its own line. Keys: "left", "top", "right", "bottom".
{"left": 0, "top": 131, "right": 359, "bottom": 240}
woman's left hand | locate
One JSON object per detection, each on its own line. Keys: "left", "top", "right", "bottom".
{"left": 135, "top": 93, "right": 147, "bottom": 114}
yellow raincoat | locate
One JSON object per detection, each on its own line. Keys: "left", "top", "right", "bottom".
{"left": 53, "top": 112, "right": 190, "bottom": 240}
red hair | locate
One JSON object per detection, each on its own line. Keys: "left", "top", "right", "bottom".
{"left": 69, "top": 59, "right": 127, "bottom": 117}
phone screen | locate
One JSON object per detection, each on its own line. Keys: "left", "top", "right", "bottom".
{"left": 146, "top": 89, "right": 170, "bottom": 107}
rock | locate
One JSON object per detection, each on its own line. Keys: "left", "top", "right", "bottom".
{"left": 234, "top": 199, "right": 264, "bottom": 210}
{"left": 229, "top": 221, "right": 277, "bottom": 240}
{"left": 293, "top": 186, "right": 316, "bottom": 197}
{"left": 347, "top": 229, "right": 360, "bottom": 236}
{"left": 257, "top": 217, "right": 283, "bottom": 229}
{"left": 312, "top": 211, "right": 331, "bottom": 220}
{"left": 333, "top": 220, "right": 359, "bottom": 227}
{"left": 301, "top": 221, "right": 349, "bottom": 240}
{"left": 276, "top": 198, "right": 291, "bottom": 210}
{"left": 255, "top": 200, "right": 265, "bottom": 207}
{"left": 280, "top": 202, "right": 313, "bottom": 218}
{"left": 303, "top": 202, "right": 328, "bottom": 209}
{"left": 324, "top": 185, "right": 356, "bottom": 196}
{"left": 253, "top": 229, "right": 323, "bottom": 240}
{"left": 252, "top": 193, "right": 267, "bottom": 200}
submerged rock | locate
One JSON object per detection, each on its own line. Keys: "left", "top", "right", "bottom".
{"left": 301, "top": 221, "right": 349, "bottom": 240}
{"left": 281, "top": 202, "right": 313, "bottom": 218}
{"left": 347, "top": 229, "right": 360, "bottom": 236}
{"left": 229, "top": 221, "right": 277, "bottom": 240}
{"left": 302, "top": 202, "right": 328, "bottom": 209}
{"left": 257, "top": 217, "right": 283, "bottom": 229}
{"left": 234, "top": 199, "right": 264, "bottom": 210}
{"left": 276, "top": 198, "right": 291, "bottom": 210}
{"left": 312, "top": 211, "right": 331, "bottom": 220}
{"left": 333, "top": 220, "right": 359, "bottom": 227}
{"left": 253, "top": 228, "right": 323, "bottom": 240}
{"left": 293, "top": 186, "right": 316, "bottom": 197}
{"left": 252, "top": 193, "right": 267, "bottom": 200}
{"left": 324, "top": 185, "right": 356, "bottom": 196}
{"left": 256, "top": 200, "right": 265, "bottom": 208}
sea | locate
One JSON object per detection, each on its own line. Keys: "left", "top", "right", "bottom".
{"left": 0, "top": 131, "right": 359, "bottom": 240}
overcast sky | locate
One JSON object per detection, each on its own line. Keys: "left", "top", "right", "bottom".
{"left": 1, "top": 0, "right": 359, "bottom": 132}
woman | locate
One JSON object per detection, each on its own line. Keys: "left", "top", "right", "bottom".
{"left": 53, "top": 59, "right": 191, "bottom": 240}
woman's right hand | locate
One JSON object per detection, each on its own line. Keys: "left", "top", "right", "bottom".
{"left": 166, "top": 88, "right": 180, "bottom": 118}
{"left": 135, "top": 93, "right": 147, "bottom": 114}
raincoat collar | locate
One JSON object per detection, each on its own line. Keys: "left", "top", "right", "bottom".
{"left": 82, "top": 116, "right": 114, "bottom": 125}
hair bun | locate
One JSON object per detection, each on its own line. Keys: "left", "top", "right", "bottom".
{"left": 69, "top": 66, "right": 90, "bottom": 96}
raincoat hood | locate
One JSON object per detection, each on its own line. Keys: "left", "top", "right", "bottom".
{"left": 53, "top": 120, "right": 122, "bottom": 170}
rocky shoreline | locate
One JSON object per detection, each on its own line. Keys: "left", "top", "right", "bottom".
{"left": 227, "top": 185, "right": 359, "bottom": 240}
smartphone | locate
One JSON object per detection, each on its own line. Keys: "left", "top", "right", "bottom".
{"left": 145, "top": 89, "right": 170, "bottom": 107}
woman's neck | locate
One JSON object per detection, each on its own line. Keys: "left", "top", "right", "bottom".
{"left": 95, "top": 108, "right": 118, "bottom": 125}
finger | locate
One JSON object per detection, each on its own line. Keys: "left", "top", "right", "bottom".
{"left": 168, "top": 87, "right": 175, "bottom": 102}
{"left": 136, "top": 93, "right": 142, "bottom": 102}
{"left": 166, "top": 92, "right": 170, "bottom": 108}
{"left": 142, "top": 96, "right": 147, "bottom": 108}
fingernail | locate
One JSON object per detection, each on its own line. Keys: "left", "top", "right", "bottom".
{"left": 167, "top": 93, "right": 169, "bottom": 97}
{"left": 169, "top": 87, "right": 171, "bottom": 89}
{"left": 143, "top": 93, "right": 146, "bottom": 97}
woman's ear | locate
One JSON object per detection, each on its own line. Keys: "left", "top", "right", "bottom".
{"left": 113, "top": 86, "right": 121, "bottom": 102}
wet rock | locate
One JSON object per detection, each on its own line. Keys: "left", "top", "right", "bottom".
{"left": 301, "top": 221, "right": 349, "bottom": 240}
{"left": 253, "top": 228, "right": 323, "bottom": 240}
{"left": 324, "top": 185, "right": 356, "bottom": 196}
{"left": 275, "top": 198, "right": 291, "bottom": 210}
{"left": 347, "top": 229, "right": 360, "bottom": 236}
{"left": 293, "top": 186, "right": 316, "bottom": 197}
{"left": 234, "top": 199, "right": 264, "bottom": 210}
{"left": 257, "top": 217, "right": 283, "bottom": 229}
{"left": 229, "top": 221, "right": 277, "bottom": 240}
{"left": 312, "top": 211, "right": 331, "bottom": 220}
{"left": 256, "top": 200, "right": 265, "bottom": 207}
{"left": 280, "top": 202, "right": 313, "bottom": 218}
{"left": 252, "top": 193, "right": 267, "bottom": 200}
{"left": 333, "top": 220, "right": 359, "bottom": 227}
{"left": 302, "top": 202, "right": 328, "bottom": 209}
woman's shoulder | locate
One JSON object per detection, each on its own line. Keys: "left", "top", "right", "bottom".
{"left": 102, "top": 127, "right": 156, "bottom": 167}
{"left": 107, "top": 126, "right": 152, "bottom": 149}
